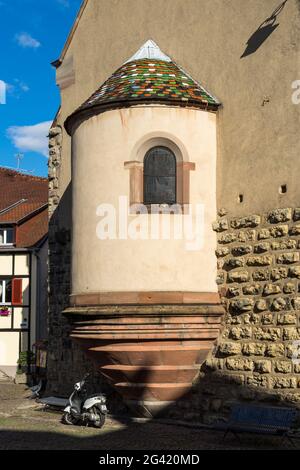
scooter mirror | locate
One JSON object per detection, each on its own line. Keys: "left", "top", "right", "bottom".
{"left": 75, "top": 382, "right": 81, "bottom": 390}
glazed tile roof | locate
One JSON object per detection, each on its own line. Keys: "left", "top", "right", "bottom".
{"left": 80, "top": 59, "right": 218, "bottom": 110}
{"left": 65, "top": 41, "right": 219, "bottom": 133}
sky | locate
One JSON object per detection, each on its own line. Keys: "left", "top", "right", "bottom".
{"left": 0, "top": 0, "right": 82, "bottom": 176}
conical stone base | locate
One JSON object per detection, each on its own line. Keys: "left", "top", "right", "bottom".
{"left": 64, "top": 303, "right": 224, "bottom": 417}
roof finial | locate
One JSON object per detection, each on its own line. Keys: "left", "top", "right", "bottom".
{"left": 124, "top": 39, "right": 172, "bottom": 63}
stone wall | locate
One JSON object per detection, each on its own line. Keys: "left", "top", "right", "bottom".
{"left": 195, "top": 207, "right": 300, "bottom": 418}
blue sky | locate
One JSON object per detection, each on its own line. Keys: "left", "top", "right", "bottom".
{"left": 0, "top": 0, "right": 82, "bottom": 176}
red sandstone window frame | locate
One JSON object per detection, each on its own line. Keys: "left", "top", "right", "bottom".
{"left": 124, "top": 145, "right": 195, "bottom": 214}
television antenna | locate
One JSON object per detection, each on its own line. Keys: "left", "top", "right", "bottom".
{"left": 1, "top": 154, "right": 35, "bottom": 174}
{"left": 15, "top": 153, "right": 24, "bottom": 169}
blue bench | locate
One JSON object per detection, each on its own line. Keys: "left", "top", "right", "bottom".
{"left": 216, "top": 404, "right": 298, "bottom": 446}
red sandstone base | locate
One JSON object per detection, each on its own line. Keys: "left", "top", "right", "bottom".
{"left": 64, "top": 304, "right": 224, "bottom": 417}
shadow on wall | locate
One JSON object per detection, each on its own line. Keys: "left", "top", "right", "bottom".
{"left": 65, "top": 349, "right": 300, "bottom": 429}
{"left": 240, "top": 0, "right": 288, "bottom": 58}
{"left": 105, "top": 360, "right": 300, "bottom": 425}
{"left": 2, "top": 364, "right": 300, "bottom": 450}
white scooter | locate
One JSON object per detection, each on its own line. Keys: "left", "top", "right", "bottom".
{"left": 62, "top": 373, "right": 107, "bottom": 428}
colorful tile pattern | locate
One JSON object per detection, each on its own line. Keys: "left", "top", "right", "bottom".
{"left": 77, "top": 59, "right": 219, "bottom": 113}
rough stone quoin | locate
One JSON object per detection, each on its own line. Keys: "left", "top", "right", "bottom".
{"left": 213, "top": 206, "right": 300, "bottom": 405}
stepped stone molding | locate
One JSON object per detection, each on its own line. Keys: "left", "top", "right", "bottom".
{"left": 64, "top": 302, "right": 224, "bottom": 417}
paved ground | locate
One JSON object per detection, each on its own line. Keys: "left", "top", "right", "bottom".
{"left": 0, "top": 379, "right": 298, "bottom": 450}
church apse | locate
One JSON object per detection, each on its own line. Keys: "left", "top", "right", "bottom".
{"left": 63, "top": 40, "right": 224, "bottom": 417}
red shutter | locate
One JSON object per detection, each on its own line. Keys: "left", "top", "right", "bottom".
{"left": 12, "top": 278, "right": 23, "bottom": 305}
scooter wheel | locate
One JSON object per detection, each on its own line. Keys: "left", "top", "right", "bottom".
{"left": 62, "top": 412, "right": 79, "bottom": 426}
{"left": 93, "top": 408, "right": 106, "bottom": 428}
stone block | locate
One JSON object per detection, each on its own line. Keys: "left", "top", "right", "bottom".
{"left": 229, "top": 326, "right": 252, "bottom": 340}
{"left": 247, "top": 375, "right": 269, "bottom": 388}
{"left": 226, "top": 258, "right": 245, "bottom": 269}
{"left": 254, "top": 327, "right": 281, "bottom": 341}
{"left": 292, "top": 297, "right": 300, "bottom": 310}
{"left": 247, "top": 255, "right": 273, "bottom": 266}
{"left": 227, "top": 271, "right": 250, "bottom": 283}
{"left": 267, "top": 208, "right": 292, "bottom": 223}
{"left": 261, "top": 313, "right": 273, "bottom": 325}
{"left": 243, "top": 284, "right": 261, "bottom": 295}
{"left": 255, "top": 299, "right": 268, "bottom": 311}
{"left": 263, "top": 283, "right": 281, "bottom": 296}
{"left": 289, "top": 266, "right": 300, "bottom": 279}
{"left": 258, "top": 229, "right": 270, "bottom": 240}
{"left": 270, "top": 225, "right": 289, "bottom": 238}
{"left": 289, "top": 225, "right": 300, "bottom": 236}
{"left": 216, "top": 272, "right": 225, "bottom": 285}
{"left": 272, "top": 297, "right": 287, "bottom": 311}
{"left": 274, "top": 361, "right": 292, "bottom": 374}
{"left": 244, "top": 313, "right": 260, "bottom": 324}
{"left": 265, "top": 343, "right": 285, "bottom": 357}
{"left": 204, "top": 357, "right": 224, "bottom": 371}
{"left": 231, "top": 215, "right": 261, "bottom": 229}
{"left": 286, "top": 343, "right": 300, "bottom": 359}
{"left": 227, "top": 286, "right": 240, "bottom": 297}
{"left": 218, "top": 342, "right": 242, "bottom": 356}
{"left": 212, "top": 219, "right": 229, "bottom": 232}
{"left": 216, "top": 247, "right": 229, "bottom": 257}
{"left": 283, "top": 327, "right": 300, "bottom": 340}
{"left": 254, "top": 242, "right": 270, "bottom": 253}
{"left": 226, "top": 357, "right": 254, "bottom": 371}
{"left": 232, "top": 245, "right": 252, "bottom": 256}
{"left": 243, "top": 230, "right": 256, "bottom": 242}
{"left": 242, "top": 342, "right": 266, "bottom": 356}
{"left": 283, "top": 283, "right": 296, "bottom": 294}
{"left": 271, "top": 267, "right": 288, "bottom": 280}
{"left": 219, "top": 233, "right": 237, "bottom": 244}
{"left": 254, "top": 360, "right": 272, "bottom": 373}
{"left": 277, "top": 313, "right": 297, "bottom": 325}
{"left": 271, "top": 377, "right": 297, "bottom": 389}
{"left": 272, "top": 240, "right": 297, "bottom": 250}
{"left": 293, "top": 209, "right": 300, "bottom": 221}
{"left": 253, "top": 270, "right": 270, "bottom": 281}
{"left": 277, "top": 253, "right": 299, "bottom": 264}
{"left": 230, "top": 298, "right": 255, "bottom": 313}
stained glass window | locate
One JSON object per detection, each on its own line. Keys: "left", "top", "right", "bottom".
{"left": 143, "top": 146, "right": 176, "bottom": 205}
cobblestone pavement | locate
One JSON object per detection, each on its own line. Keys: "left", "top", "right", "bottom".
{"left": 0, "top": 380, "right": 298, "bottom": 450}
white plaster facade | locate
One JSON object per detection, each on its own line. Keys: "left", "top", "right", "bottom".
{"left": 71, "top": 105, "right": 218, "bottom": 295}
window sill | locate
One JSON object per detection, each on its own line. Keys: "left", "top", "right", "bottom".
{"left": 129, "top": 203, "right": 191, "bottom": 215}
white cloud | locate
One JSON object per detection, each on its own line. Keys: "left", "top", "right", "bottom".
{"left": 57, "top": 0, "right": 70, "bottom": 6}
{"left": 14, "top": 79, "right": 30, "bottom": 92}
{"left": 5, "top": 79, "right": 30, "bottom": 97}
{"left": 7, "top": 121, "right": 52, "bottom": 157}
{"left": 15, "top": 32, "right": 41, "bottom": 49}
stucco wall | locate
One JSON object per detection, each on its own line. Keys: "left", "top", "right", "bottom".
{"left": 55, "top": 0, "right": 300, "bottom": 218}
{"left": 72, "top": 105, "right": 217, "bottom": 294}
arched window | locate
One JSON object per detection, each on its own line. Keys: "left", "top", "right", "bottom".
{"left": 143, "top": 146, "right": 176, "bottom": 205}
